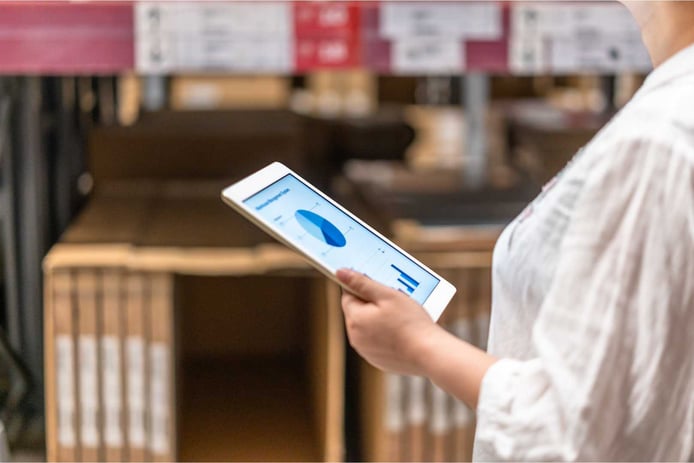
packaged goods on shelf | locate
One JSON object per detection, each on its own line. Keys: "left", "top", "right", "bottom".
{"left": 505, "top": 100, "right": 611, "bottom": 184}
{"left": 170, "top": 76, "right": 291, "bottom": 110}
{"left": 305, "top": 70, "right": 378, "bottom": 118}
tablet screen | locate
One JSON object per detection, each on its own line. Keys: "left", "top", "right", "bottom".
{"left": 244, "top": 174, "right": 440, "bottom": 304}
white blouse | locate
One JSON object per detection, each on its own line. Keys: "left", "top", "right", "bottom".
{"left": 473, "top": 43, "right": 694, "bottom": 461}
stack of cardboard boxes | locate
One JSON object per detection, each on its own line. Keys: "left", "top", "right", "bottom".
{"left": 43, "top": 110, "right": 345, "bottom": 462}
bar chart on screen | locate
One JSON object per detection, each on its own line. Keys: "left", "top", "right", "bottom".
{"left": 391, "top": 264, "right": 420, "bottom": 294}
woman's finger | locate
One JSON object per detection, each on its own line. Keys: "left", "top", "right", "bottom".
{"left": 337, "top": 268, "right": 395, "bottom": 302}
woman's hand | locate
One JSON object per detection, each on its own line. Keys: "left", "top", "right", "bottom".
{"left": 337, "top": 268, "right": 497, "bottom": 409}
{"left": 336, "top": 268, "right": 443, "bottom": 376}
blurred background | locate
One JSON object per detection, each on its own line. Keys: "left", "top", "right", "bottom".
{"left": 0, "top": 1, "right": 650, "bottom": 461}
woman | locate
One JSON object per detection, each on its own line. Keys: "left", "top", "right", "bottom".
{"left": 338, "top": 2, "right": 694, "bottom": 461}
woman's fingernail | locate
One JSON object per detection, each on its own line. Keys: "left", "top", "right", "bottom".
{"left": 336, "top": 269, "right": 352, "bottom": 282}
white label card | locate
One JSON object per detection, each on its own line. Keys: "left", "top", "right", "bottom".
{"left": 429, "top": 384, "right": 451, "bottom": 434}
{"left": 56, "top": 336, "right": 75, "bottom": 447}
{"left": 384, "top": 374, "right": 404, "bottom": 432}
{"left": 149, "top": 343, "right": 170, "bottom": 455}
{"left": 392, "top": 39, "right": 463, "bottom": 75}
{"left": 127, "top": 337, "right": 146, "bottom": 447}
{"left": 449, "top": 319, "right": 476, "bottom": 427}
{"left": 510, "top": 3, "right": 651, "bottom": 73}
{"left": 454, "top": 399, "right": 475, "bottom": 427}
{"left": 101, "top": 336, "right": 123, "bottom": 447}
{"left": 407, "top": 376, "right": 427, "bottom": 425}
{"left": 79, "top": 337, "right": 99, "bottom": 447}
{"left": 135, "top": 2, "right": 293, "bottom": 73}
{"left": 380, "top": 2, "right": 502, "bottom": 40}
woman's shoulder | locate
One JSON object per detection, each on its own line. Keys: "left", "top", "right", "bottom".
{"left": 561, "top": 85, "right": 694, "bottom": 234}
{"left": 615, "top": 77, "right": 694, "bottom": 155}
{"left": 582, "top": 84, "right": 694, "bottom": 176}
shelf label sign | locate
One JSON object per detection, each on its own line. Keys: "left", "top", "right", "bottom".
{"left": 380, "top": 2, "right": 502, "bottom": 40}
{"left": 135, "top": 2, "right": 293, "bottom": 73}
{"left": 510, "top": 3, "right": 651, "bottom": 74}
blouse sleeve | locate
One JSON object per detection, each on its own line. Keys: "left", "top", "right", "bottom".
{"left": 473, "top": 138, "right": 694, "bottom": 461}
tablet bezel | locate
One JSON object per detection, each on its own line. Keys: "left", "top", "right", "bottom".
{"left": 221, "top": 162, "right": 456, "bottom": 321}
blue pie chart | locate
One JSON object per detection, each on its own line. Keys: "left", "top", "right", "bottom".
{"left": 295, "top": 209, "right": 346, "bottom": 247}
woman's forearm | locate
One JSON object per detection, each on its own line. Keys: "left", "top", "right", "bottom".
{"left": 413, "top": 326, "right": 498, "bottom": 409}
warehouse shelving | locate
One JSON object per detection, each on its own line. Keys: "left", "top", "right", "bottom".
{"left": 0, "top": 1, "right": 653, "bottom": 460}
{"left": 0, "top": 2, "right": 649, "bottom": 75}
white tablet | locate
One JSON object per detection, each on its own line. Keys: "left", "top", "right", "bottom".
{"left": 221, "top": 162, "right": 456, "bottom": 321}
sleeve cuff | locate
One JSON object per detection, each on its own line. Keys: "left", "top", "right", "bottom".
{"left": 474, "top": 358, "right": 525, "bottom": 461}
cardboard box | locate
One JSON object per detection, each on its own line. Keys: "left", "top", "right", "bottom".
{"left": 176, "top": 275, "right": 343, "bottom": 462}
{"left": 88, "top": 110, "right": 309, "bottom": 185}
{"left": 45, "top": 186, "right": 345, "bottom": 462}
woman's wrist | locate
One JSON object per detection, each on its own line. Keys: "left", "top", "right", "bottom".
{"left": 407, "top": 323, "right": 447, "bottom": 377}
{"left": 407, "top": 324, "right": 496, "bottom": 408}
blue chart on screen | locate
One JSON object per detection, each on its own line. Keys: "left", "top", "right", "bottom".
{"left": 295, "top": 209, "right": 346, "bottom": 247}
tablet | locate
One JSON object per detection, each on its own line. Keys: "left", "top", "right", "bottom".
{"left": 221, "top": 162, "right": 456, "bottom": 321}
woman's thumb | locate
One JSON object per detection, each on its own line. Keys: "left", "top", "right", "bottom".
{"left": 337, "top": 268, "right": 391, "bottom": 302}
